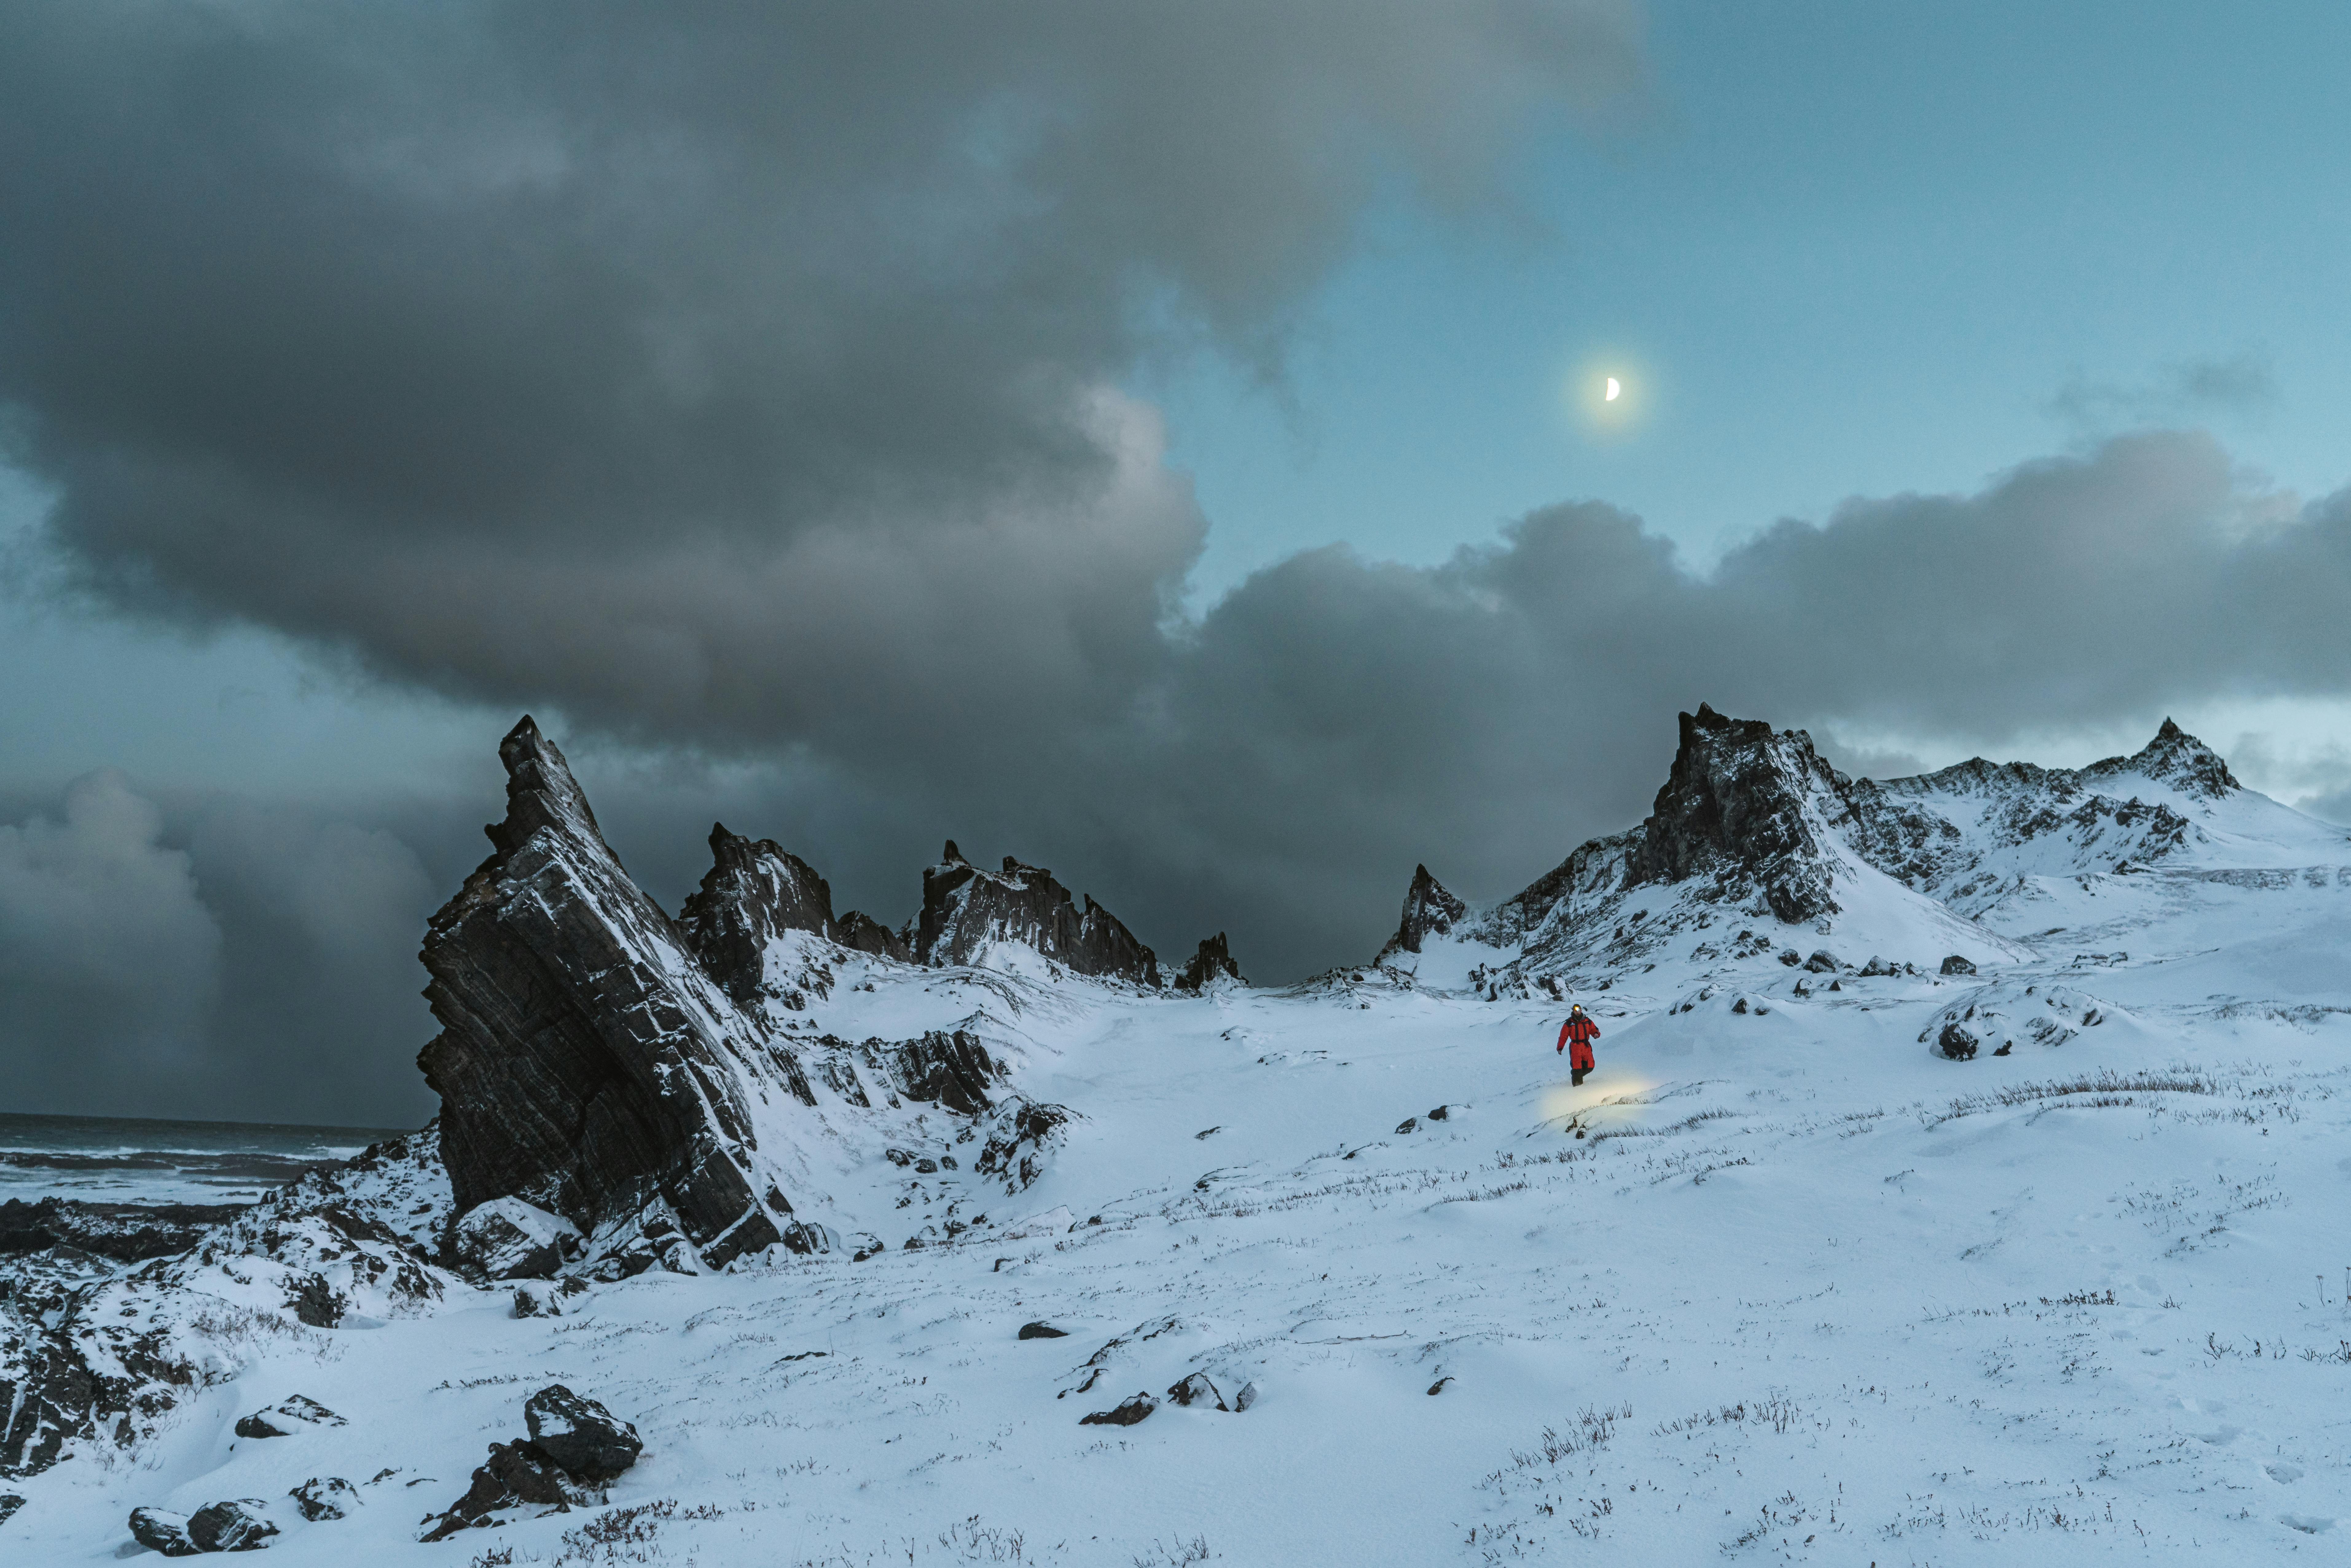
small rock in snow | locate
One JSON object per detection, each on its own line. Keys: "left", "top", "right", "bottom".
{"left": 1427, "top": 1376, "right": 1454, "bottom": 1396}
{"left": 1232, "top": 1381, "right": 1258, "bottom": 1411}
{"left": 524, "top": 1385, "right": 643, "bottom": 1482}
{"left": 1828, "top": 978, "right": 1842, "bottom": 991}
{"left": 418, "top": 1441, "right": 584, "bottom": 1542}
{"left": 1018, "top": 1321, "right": 1069, "bottom": 1339}
{"left": 1165, "top": 1372, "right": 1226, "bottom": 1410}
{"left": 914, "top": 1158, "right": 940, "bottom": 1174}
{"left": 1394, "top": 1117, "right": 1418, "bottom": 1135}
{"left": 884, "top": 1148, "right": 915, "bottom": 1167}
{"left": 188, "top": 1498, "right": 279, "bottom": 1552}
{"left": 1080, "top": 1393, "right": 1157, "bottom": 1426}
{"left": 129, "top": 1507, "right": 200, "bottom": 1556}
{"left": 1804, "top": 949, "right": 1840, "bottom": 973}
{"left": 1777, "top": 950, "right": 1802, "bottom": 966}
{"left": 289, "top": 1477, "right": 357, "bottom": 1522}
{"left": 1426, "top": 1105, "right": 1450, "bottom": 1121}
{"left": 1937, "top": 1022, "right": 1980, "bottom": 1061}
{"left": 0, "top": 1494, "right": 23, "bottom": 1528}
{"left": 1859, "top": 955, "right": 1900, "bottom": 977}
{"left": 1938, "top": 954, "right": 1977, "bottom": 976}
{"left": 234, "top": 1395, "right": 345, "bottom": 1439}
{"left": 1194, "top": 1126, "right": 1221, "bottom": 1140}
{"left": 1731, "top": 997, "right": 1749, "bottom": 1015}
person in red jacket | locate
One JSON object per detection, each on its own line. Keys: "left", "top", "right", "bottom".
{"left": 1557, "top": 1004, "right": 1600, "bottom": 1086}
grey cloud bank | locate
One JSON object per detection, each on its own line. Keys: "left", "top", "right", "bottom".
{"left": 2, "top": 4, "right": 2348, "bottom": 1123}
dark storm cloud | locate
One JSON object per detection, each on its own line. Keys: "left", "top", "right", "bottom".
{"left": 0, "top": 0, "right": 1642, "bottom": 764}
{"left": 0, "top": 774, "right": 453, "bottom": 1123}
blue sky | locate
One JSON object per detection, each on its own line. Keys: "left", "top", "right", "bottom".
{"left": 1169, "top": 0, "right": 2351, "bottom": 598}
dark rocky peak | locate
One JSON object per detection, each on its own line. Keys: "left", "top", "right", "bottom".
{"left": 1626, "top": 703, "right": 1846, "bottom": 924}
{"left": 419, "top": 717, "right": 793, "bottom": 1274}
{"left": 836, "top": 909, "right": 913, "bottom": 962}
{"left": 914, "top": 845, "right": 1158, "bottom": 985}
{"left": 1383, "top": 864, "right": 1467, "bottom": 958}
{"left": 485, "top": 716, "right": 607, "bottom": 858}
{"left": 677, "top": 823, "right": 838, "bottom": 1003}
{"left": 2085, "top": 717, "right": 2240, "bottom": 800}
{"left": 1173, "top": 932, "right": 1246, "bottom": 992}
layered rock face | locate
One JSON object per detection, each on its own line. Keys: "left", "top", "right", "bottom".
{"left": 417, "top": 719, "right": 793, "bottom": 1270}
{"left": 1626, "top": 704, "right": 1847, "bottom": 924}
{"left": 678, "top": 824, "right": 838, "bottom": 1003}
{"left": 914, "top": 843, "right": 1159, "bottom": 984}
{"left": 415, "top": 720, "right": 1088, "bottom": 1282}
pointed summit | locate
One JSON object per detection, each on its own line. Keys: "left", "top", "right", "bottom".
{"left": 2087, "top": 718, "right": 2240, "bottom": 800}
{"left": 1382, "top": 864, "right": 1468, "bottom": 959}
{"left": 486, "top": 715, "right": 606, "bottom": 857}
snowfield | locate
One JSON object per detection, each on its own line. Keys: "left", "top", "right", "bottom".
{"left": 7, "top": 718, "right": 2351, "bottom": 1565}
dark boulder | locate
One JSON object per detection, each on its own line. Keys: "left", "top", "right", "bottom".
{"left": 129, "top": 1507, "right": 200, "bottom": 1556}
{"left": 187, "top": 1499, "right": 278, "bottom": 1552}
{"left": 1172, "top": 933, "right": 1245, "bottom": 993}
{"left": 913, "top": 845, "right": 1159, "bottom": 984}
{"left": 0, "top": 1493, "right": 22, "bottom": 1527}
{"left": 450, "top": 1198, "right": 580, "bottom": 1282}
{"left": 523, "top": 1385, "right": 642, "bottom": 1484}
{"left": 1394, "top": 1117, "right": 1418, "bottom": 1135}
{"left": 676, "top": 824, "right": 838, "bottom": 1003}
{"left": 1937, "top": 1022, "right": 1980, "bottom": 1061}
{"left": 1940, "top": 954, "right": 1977, "bottom": 976}
{"left": 419, "top": 1441, "right": 584, "bottom": 1542}
{"left": 289, "top": 1477, "right": 356, "bottom": 1522}
{"left": 234, "top": 1395, "right": 344, "bottom": 1439}
{"left": 1859, "top": 955, "right": 1900, "bottom": 977}
{"left": 1079, "top": 1393, "right": 1157, "bottom": 1426}
{"left": 1018, "top": 1322, "right": 1069, "bottom": 1340}
{"left": 1804, "top": 950, "right": 1840, "bottom": 973}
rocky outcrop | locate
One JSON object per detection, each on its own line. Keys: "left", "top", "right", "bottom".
{"left": 835, "top": 909, "right": 912, "bottom": 962}
{"left": 2084, "top": 717, "right": 2239, "bottom": 800}
{"left": 914, "top": 843, "right": 1158, "bottom": 984}
{"left": 677, "top": 824, "right": 838, "bottom": 1003}
{"left": 0, "top": 1199, "right": 244, "bottom": 1264}
{"left": 2, "top": 1128, "right": 453, "bottom": 1480}
{"left": 1626, "top": 705, "right": 1845, "bottom": 925}
{"left": 417, "top": 717, "right": 792, "bottom": 1272}
{"left": 1173, "top": 933, "right": 1245, "bottom": 992}
{"left": 1379, "top": 865, "right": 1467, "bottom": 960}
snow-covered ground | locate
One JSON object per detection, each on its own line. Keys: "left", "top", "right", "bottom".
{"left": 13, "top": 877, "right": 2351, "bottom": 1563}
{"left": 9, "top": 720, "right": 2351, "bottom": 1565}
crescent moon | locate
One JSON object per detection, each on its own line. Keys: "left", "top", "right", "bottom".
{"left": 1604, "top": 377, "right": 1621, "bottom": 402}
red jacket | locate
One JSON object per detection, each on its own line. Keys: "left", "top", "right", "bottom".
{"left": 1558, "top": 1012, "right": 1599, "bottom": 1070}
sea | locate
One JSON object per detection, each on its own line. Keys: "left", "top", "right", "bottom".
{"left": 0, "top": 1112, "right": 416, "bottom": 1208}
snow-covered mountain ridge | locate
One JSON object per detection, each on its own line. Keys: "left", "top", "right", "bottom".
{"left": 1384, "top": 705, "right": 2347, "bottom": 997}
{"left": 6, "top": 706, "right": 2351, "bottom": 1563}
